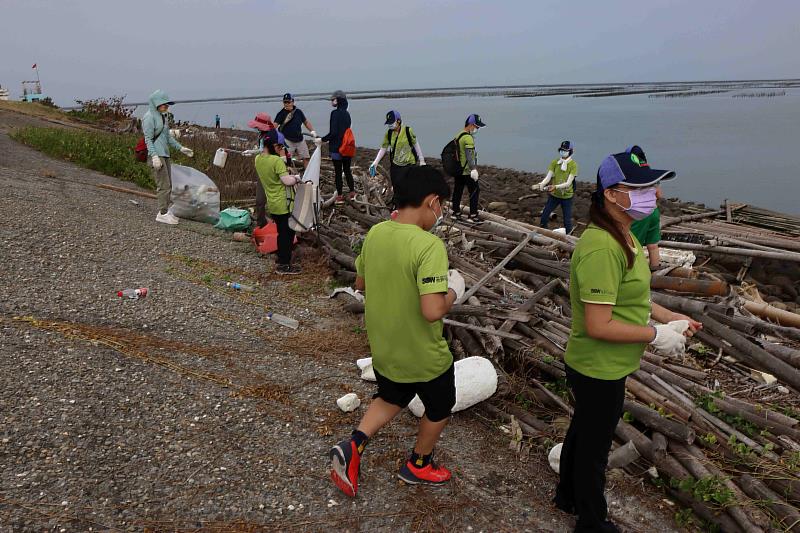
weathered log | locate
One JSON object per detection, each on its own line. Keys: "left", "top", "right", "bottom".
{"left": 650, "top": 275, "right": 728, "bottom": 296}
{"left": 607, "top": 440, "right": 641, "bottom": 469}
{"left": 623, "top": 401, "right": 696, "bottom": 444}
{"left": 742, "top": 300, "right": 800, "bottom": 329}
{"left": 451, "top": 324, "right": 485, "bottom": 358}
{"left": 461, "top": 233, "right": 534, "bottom": 301}
{"left": 711, "top": 397, "right": 800, "bottom": 441}
{"left": 710, "top": 311, "right": 800, "bottom": 342}
{"left": 739, "top": 475, "right": 800, "bottom": 532}
{"left": 759, "top": 341, "right": 800, "bottom": 369}
{"left": 652, "top": 432, "right": 668, "bottom": 459}
{"left": 660, "top": 207, "right": 730, "bottom": 228}
{"left": 443, "top": 319, "right": 522, "bottom": 340}
{"left": 765, "top": 478, "right": 800, "bottom": 506}
{"left": 703, "top": 315, "right": 800, "bottom": 391}
{"left": 498, "top": 278, "right": 561, "bottom": 334}
{"left": 481, "top": 403, "right": 544, "bottom": 438}
{"left": 660, "top": 240, "right": 800, "bottom": 262}
{"left": 666, "top": 488, "right": 745, "bottom": 533}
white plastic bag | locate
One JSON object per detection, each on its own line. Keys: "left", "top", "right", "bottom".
{"left": 408, "top": 356, "right": 498, "bottom": 417}
{"left": 170, "top": 164, "right": 221, "bottom": 223}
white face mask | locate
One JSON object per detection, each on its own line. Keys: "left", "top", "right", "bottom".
{"left": 391, "top": 120, "right": 401, "bottom": 130}
{"left": 559, "top": 150, "right": 570, "bottom": 158}
{"left": 429, "top": 198, "right": 444, "bottom": 232}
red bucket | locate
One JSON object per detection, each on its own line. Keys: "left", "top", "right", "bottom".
{"left": 252, "top": 222, "right": 297, "bottom": 254}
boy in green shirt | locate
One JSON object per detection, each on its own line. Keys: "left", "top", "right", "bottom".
{"left": 451, "top": 114, "right": 485, "bottom": 223}
{"left": 534, "top": 140, "right": 578, "bottom": 233}
{"left": 329, "top": 166, "right": 467, "bottom": 497}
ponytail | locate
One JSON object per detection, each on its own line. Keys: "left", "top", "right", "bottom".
{"left": 589, "top": 189, "right": 635, "bottom": 268}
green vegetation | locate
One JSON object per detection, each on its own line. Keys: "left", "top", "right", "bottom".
{"left": 671, "top": 476, "right": 735, "bottom": 507}
{"left": 67, "top": 95, "right": 134, "bottom": 123}
{"left": 695, "top": 393, "right": 758, "bottom": 438}
{"left": 10, "top": 126, "right": 204, "bottom": 191}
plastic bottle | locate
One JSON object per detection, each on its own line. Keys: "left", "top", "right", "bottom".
{"left": 267, "top": 311, "right": 299, "bottom": 329}
{"left": 117, "top": 288, "right": 148, "bottom": 300}
{"left": 226, "top": 281, "right": 254, "bottom": 292}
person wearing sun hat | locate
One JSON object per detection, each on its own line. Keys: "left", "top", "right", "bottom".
{"left": 534, "top": 140, "right": 578, "bottom": 233}
{"left": 626, "top": 145, "right": 665, "bottom": 271}
{"left": 553, "top": 149, "right": 703, "bottom": 532}
{"left": 451, "top": 113, "right": 485, "bottom": 223}
{"left": 369, "top": 110, "right": 427, "bottom": 194}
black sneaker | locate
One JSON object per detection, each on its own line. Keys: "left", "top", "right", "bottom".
{"left": 468, "top": 214, "right": 482, "bottom": 223}
{"left": 452, "top": 212, "right": 463, "bottom": 221}
{"left": 275, "top": 264, "right": 302, "bottom": 275}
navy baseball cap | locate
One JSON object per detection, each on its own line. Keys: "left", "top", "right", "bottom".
{"left": 282, "top": 93, "right": 293, "bottom": 102}
{"left": 466, "top": 114, "right": 486, "bottom": 128}
{"left": 597, "top": 148, "right": 676, "bottom": 189}
{"left": 384, "top": 110, "right": 401, "bottom": 125}
{"left": 559, "top": 140, "right": 574, "bottom": 152}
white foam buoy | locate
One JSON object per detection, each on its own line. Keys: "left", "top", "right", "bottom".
{"left": 548, "top": 442, "right": 564, "bottom": 473}
{"left": 213, "top": 148, "right": 228, "bottom": 168}
{"left": 356, "top": 358, "right": 376, "bottom": 381}
{"left": 336, "top": 393, "right": 361, "bottom": 412}
{"left": 407, "top": 356, "right": 497, "bottom": 417}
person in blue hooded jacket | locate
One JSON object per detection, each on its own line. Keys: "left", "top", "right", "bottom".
{"left": 321, "top": 90, "right": 354, "bottom": 204}
{"left": 142, "top": 89, "right": 194, "bottom": 225}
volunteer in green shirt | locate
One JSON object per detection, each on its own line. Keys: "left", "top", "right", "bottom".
{"left": 555, "top": 149, "right": 702, "bottom": 533}
{"left": 451, "top": 114, "right": 485, "bottom": 223}
{"left": 329, "top": 166, "right": 467, "bottom": 497}
{"left": 254, "top": 130, "right": 302, "bottom": 275}
{"left": 627, "top": 146, "right": 664, "bottom": 271}
{"left": 369, "top": 110, "right": 427, "bottom": 192}
{"left": 534, "top": 140, "right": 578, "bottom": 234}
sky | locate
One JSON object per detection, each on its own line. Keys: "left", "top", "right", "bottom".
{"left": 1, "top": 0, "right": 798, "bottom": 106}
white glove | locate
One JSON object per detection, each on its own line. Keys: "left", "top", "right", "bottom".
{"left": 470, "top": 169, "right": 479, "bottom": 181}
{"left": 309, "top": 130, "right": 317, "bottom": 138}
{"left": 419, "top": 158, "right": 427, "bottom": 166}
{"left": 532, "top": 183, "right": 543, "bottom": 191}
{"left": 242, "top": 149, "right": 260, "bottom": 157}
{"left": 447, "top": 269, "right": 466, "bottom": 302}
{"left": 314, "top": 137, "right": 322, "bottom": 147}
{"left": 651, "top": 320, "right": 689, "bottom": 357}
{"left": 180, "top": 147, "right": 194, "bottom": 157}
{"left": 151, "top": 155, "right": 162, "bottom": 170}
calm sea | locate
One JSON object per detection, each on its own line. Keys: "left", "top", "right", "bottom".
{"left": 140, "top": 88, "right": 800, "bottom": 215}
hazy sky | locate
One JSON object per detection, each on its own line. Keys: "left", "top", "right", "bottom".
{"left": 1, "top": 0, "right": 798, "bottom": 105}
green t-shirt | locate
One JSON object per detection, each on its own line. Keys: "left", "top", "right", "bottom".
{"left": 381, "top": 126, "right": 418, "bottom": 167}
{"left": 355, "top": 221, "right": 453, "bottom": 383}
{"left": 547, "top": 158, "right": 578, "bottom": 199}
{"left": 565, "top": 224, "right": 652, "bottom": 380}
{"left": 457, "top": 131, "right": 476, "bottom": 175}
{"left": 630, "top": 207, "right": 661, "bottom": 246}
{"left": 254, "top": 154, "right": 291, "bottom": 216}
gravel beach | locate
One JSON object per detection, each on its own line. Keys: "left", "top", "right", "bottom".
{"left": 0, "top": 107, "right": 679, "bottom": 532}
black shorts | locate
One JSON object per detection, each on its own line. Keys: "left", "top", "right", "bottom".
{"left": 373, "top": 363, "right": 456, "bottom": 423}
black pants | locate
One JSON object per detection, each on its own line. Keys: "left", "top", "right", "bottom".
{"left": 452, "top": 174, "right": 479, "bottom": 215}
{"left": 333, "top": 157, "right": 354, "bottom": 195}
{"left": 389, "top": 163, "right": 411, "bottom": 191}
{"left": 556, "top": 365, "right": 626, "bottom": 532}
{"left": 272, "top": 213, "right": 295, "bottom": 266}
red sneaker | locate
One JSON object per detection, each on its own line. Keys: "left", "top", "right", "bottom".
{"left": 329, "top": 438, "right": 362, "bottom": 497}
{"left": 335, "top": 195, "right": 345, "bottom": 205}
{"left": 348, "top": 191, "right": 357, "bottom": 201}
{"left": 397, "top": 455, "right": 451, "bottom": 485}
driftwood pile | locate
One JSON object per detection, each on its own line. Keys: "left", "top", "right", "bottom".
{"left": 315, "top": 170, "right": 800, "bottom": 532}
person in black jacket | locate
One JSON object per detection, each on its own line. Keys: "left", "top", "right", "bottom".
{"left": 322, "top": 90, "right": 355, "bottom": 204}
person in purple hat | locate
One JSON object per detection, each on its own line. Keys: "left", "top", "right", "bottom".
{"left": 554, "top": 150, "right": 702, "bottom": 532}
{"left": 369, "top": 110, "right": 426, "bottom": 193}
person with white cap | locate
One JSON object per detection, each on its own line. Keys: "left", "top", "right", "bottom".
{"left": 274, "top": 92, "right": 318, "bottom": 169}
{"left": 369, "top": 110, "right": 426, "bottom": 193}
{"left": 451, "top": 113, "right": 485, "bottom": 223}
{"left": 554, "top": 149, "right": 702, "bottom": 532}
{"left": 534, "top": 140, "right": 578, "bottom": 234}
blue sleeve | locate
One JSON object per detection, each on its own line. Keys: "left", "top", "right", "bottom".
{"left": 142, "top": 113, "right": 156, "bottom": 156}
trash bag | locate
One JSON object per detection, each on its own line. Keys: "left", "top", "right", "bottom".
{"left": 214, "top": 207, "right": 251, "bottom": 231}
{"left": 302, "top": 145, "right": 322, "bottom": 209}
{"left": 170, "top": 164, "right": 221, "bottom": 223}
{"left": 289, "top": 181, "right": 317, "bottom": 233}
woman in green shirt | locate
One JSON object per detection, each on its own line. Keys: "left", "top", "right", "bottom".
{"left": 254, "top": 130, "right": 302, "bottom": 275}
{"left": 555, "top": 149, "right": 702, "bottom": 532}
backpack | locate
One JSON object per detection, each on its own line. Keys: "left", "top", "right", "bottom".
{"left": 135, "top": 122, "right": 165, "bottom": 162}
{"left": 387, "top": 126, "right": 418, "bottom": 165}
{"left": 441, "top": 132, "right": 469, "bottom": 177}
{"left": 338, "top": 128, "right": 356, "bottom": 158}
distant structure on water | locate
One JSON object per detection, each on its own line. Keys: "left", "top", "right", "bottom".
{"left": 0, "top": 85, "right": 9, "bottom": 101}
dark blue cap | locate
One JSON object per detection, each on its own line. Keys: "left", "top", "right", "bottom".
{"left": 384, "top": 110, "right": 401, "bottom": 125}
{"left": 597, "top": 150, "right": 675, "bottom": 189}
{"left": 282, "top": 93, "right": 293, "bottom": 102}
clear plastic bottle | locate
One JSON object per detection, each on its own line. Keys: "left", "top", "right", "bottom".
{"left": 226, "top": 281, "right": 254, "bottom": 292}
{"left": 267, "top": 312, "right": 299, "bottom": 329}
{"left": 117, "top": 288, "right": 148, "bottom": 300}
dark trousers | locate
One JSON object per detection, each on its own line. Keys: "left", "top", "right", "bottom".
{"left": 452, "top": 174, "right": 479, "bottom": 215}
{"left": 389, "top": 163, "right": 411, "bottom": 191}
{"left": 540, "top": 194, "right": 574, "bottom": 234}
{"left": 272, "top": 213, "right": 295, "bottom": 266}
{"left": 255, "top": 181, "right": 268, "bottom": 228}
{"left": 556, "top": 365, "right": 626, "bottom": 532}
{"left": 333, "top": 157, "right": 354, "bottom": 195}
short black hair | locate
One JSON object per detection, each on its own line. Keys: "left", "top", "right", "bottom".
{"left": 393, "top": 166, "right": 450, "bottom": 208}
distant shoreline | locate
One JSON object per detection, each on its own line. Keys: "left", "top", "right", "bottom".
{"left": 62, "top": 78, "right": 800, "bottom": 109}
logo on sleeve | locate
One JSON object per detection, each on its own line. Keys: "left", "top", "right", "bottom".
{"left": 422, "top": 275, "right": 447, "bottom": 285}
{"left": 590, "top": 288, "right": 612, "bottom": 295}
